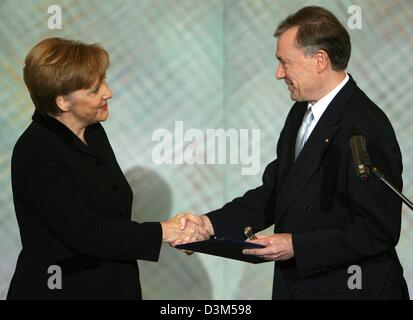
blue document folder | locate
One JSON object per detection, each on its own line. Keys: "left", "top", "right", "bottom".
{"left": 175, "top": 238, "right": 268, "bottom": 264}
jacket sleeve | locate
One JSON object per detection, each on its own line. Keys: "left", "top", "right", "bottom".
{"left": 207, "top": 158, "right": 278, "bottom": 238}
{"left": 12, "top": 146, "right": 162, "bottom": 262}
{"left": 293, "top": 123, "right": 403, "bottom": 278}
{"left": 206, "top": 105, "right": 299, "bottom": 238}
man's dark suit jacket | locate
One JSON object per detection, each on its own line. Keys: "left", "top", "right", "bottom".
{"left": 8, "top": 111, "right": 162, "bottom": 299}
{"left": 207, "top": 76, "right": 410, "bottom": 299}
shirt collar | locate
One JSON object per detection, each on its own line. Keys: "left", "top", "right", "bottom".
{"left": 307, "top": 73, "right": 349, "bottom": 122}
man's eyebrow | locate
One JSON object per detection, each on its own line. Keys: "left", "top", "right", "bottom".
{"left": 276, "top": 55, "right": 290, "bottom": 62}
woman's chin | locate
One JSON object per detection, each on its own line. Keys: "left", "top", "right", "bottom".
{"left": 97, "top": 109, "right": 109, "bottom": 122}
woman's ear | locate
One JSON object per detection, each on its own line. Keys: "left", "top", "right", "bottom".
{"left": 55, "top": 95, "right": 71, "bottom": 112}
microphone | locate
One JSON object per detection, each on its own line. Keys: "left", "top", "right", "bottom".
{"left": 349, "top": 126, "right": 371, "bottom": 182}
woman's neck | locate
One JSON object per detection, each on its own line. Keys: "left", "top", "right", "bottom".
{"left": 52, "top": 113, "right": 88, "bottom": 144}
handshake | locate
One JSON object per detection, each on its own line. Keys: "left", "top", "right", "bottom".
{"left": 160, "top": 213, "right": 215, "bottom": 247}
{"left": 160, "top": 213, "right": 295, "bottom": 261}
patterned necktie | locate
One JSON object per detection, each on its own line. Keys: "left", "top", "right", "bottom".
{"left": 295, "top": 107, "right": 314, "bottom": 160}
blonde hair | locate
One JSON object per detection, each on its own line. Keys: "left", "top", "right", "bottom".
{"left": 23, "top": 37, "right": 110, "bottom": 115}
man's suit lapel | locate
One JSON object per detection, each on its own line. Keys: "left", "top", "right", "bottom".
{"left": 275, "top": 102, "right": 306, "bottom": 186}
{"left": 274, "top": 76, "right": 358, "bottom": 226}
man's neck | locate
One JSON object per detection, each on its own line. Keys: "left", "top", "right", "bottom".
{"left": 311, "top": 70, "right": 347, "bottom": 103}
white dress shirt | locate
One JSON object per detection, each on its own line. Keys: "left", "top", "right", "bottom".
{"left": 305, "top": 73, "right": 349, "bottom": 138}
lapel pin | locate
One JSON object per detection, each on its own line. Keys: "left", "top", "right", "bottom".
{"left": 325, "top": 138, "right": 330, "bottom": 143}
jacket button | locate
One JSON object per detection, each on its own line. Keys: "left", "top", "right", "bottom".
{"left": 295, "top": 288, "right": 303, "bottom": 295}
{"left": 112, "top": 184, "right": 119, "bottom": 192}
{"left": 306, "top": 205, "right": 314, "bottom": 213}
{"left": 118, "top": 213, "right": 124, "bottom": 219}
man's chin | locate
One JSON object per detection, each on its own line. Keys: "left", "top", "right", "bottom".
{"left": 289, "top": 94, "right": 299, "bottom": 102}
{"left": 289, "top": 93, "right": 305, "bottom": 102}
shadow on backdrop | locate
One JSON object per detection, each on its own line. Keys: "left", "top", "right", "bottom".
{"left": 125, "top": 166, "right": 212, "bottom": 299}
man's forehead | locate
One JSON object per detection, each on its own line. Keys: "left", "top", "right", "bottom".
{"left": 275, "top": 28, "right": 303, "bottom": 59}
{"left": 278, "top": 27, "right": 298, "bottom": 46}
{"left": 275, "top": 41, "right": 286, "bottom": 59}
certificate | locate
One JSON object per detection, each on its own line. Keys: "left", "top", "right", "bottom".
{"left": 175, "top": 238, "right": 268, "bottom": 264}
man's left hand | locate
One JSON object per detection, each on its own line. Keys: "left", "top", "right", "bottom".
{"left": 242, "top": 233, "right": 294, "bottom": 261}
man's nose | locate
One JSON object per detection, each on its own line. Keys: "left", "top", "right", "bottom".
{"left": 275, "top": 64, "right": 285, "bottom": 80}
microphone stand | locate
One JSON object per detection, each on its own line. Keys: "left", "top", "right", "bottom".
{"left": 372, "top": 167, "right": 413, "bottom": 211}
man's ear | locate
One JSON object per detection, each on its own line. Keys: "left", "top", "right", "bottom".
{"left": 55, "top": 95, "right": 71, "bottom": 112}
{"left": 315, "top": 49, "right": 330, "bottom": 72}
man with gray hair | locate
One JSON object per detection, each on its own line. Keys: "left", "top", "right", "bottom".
{"left": 179, "top": 6, "right": 409, "bottom": 300}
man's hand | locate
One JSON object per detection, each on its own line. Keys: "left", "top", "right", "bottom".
{"left": 242, "top": 234, "right": 294, "bottom": 261}
{"left": 168, "top": 212, "right": 215, "bottom": 249}
{"left": 160, "top": 213, "right": 209, "bottom": 244}
{"left": 178, "top": 213, "right": 214, "bottom": 239}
